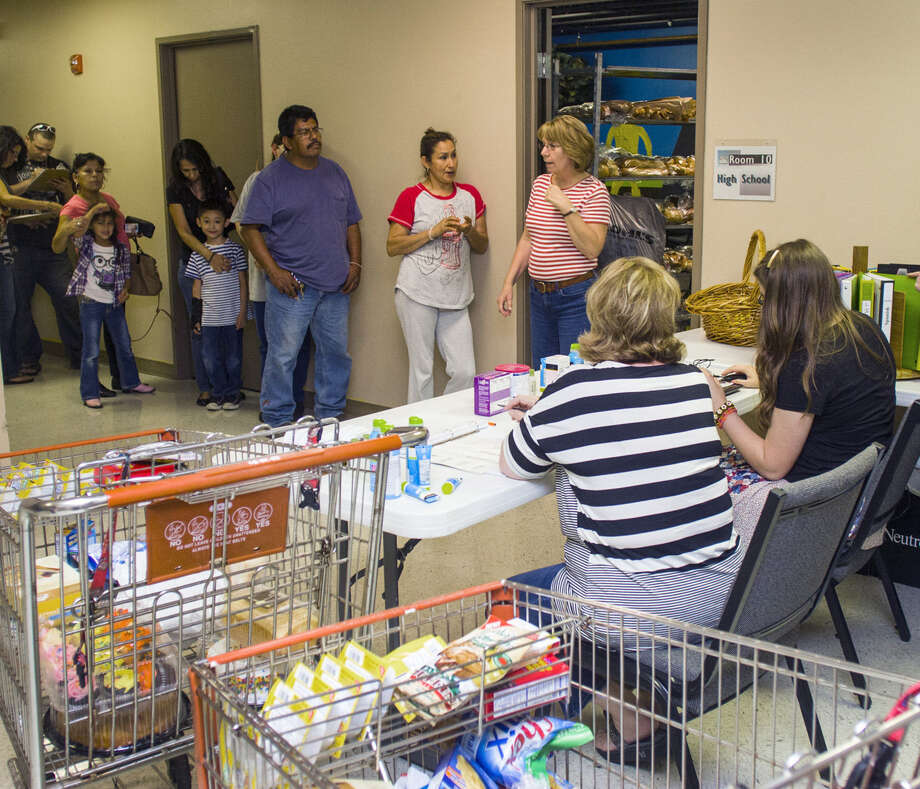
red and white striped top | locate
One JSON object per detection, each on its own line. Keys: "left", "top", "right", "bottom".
{"left": 525, "top": 173, "right": 611, "bottom": 282}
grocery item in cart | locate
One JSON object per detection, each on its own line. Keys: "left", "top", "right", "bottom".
{"left": 394, "top": 617, "right": 558, "bottom": 720}
{"left": 0, "top": 460, "right": 77, "bottom": 517}
{"left": 429, "top": 745, "right": 497, "bottom": 789}
{"left": 39, "top": 607, "right": 183, "bottom": 751}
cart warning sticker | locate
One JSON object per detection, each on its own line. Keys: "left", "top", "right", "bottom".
{"left": 145, "top": 485, "right": 289, "bottom": 583}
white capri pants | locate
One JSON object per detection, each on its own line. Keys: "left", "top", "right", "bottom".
{"left": 394, "top": 288, "right": 476, "bottom": 403}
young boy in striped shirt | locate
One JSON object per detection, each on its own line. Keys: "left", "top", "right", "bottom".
{"left": 187, "top": 199, "right": 248, "bottom": 410}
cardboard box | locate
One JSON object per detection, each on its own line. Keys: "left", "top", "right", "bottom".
{"left": 484, "top": 653, "right": 569, "bottom": 721}
{"left": 474, "top": 371, "right": 510, "bottom": 416}
{"left": 34, "top": 555, "right": 82, "bottom": 617}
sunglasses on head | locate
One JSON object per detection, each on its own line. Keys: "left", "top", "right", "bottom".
{"left": 29, "top": 123, "right": 55, "bottom": 135}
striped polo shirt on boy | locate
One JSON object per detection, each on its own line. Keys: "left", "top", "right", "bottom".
{"left": 185, "top": 241, "right": 247, "bottom": 326}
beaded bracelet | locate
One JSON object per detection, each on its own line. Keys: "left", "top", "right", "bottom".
{"left": 714, "top": 400, "right": 737, "bottom": 428}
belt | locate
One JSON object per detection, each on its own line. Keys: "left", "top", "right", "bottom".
{"left": 531, "top": 269, "right": 596, "bottom": 294}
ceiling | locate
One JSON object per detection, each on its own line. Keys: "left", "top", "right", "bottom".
{"left": 550, "top": 1, "right": 698, "bottom": 36}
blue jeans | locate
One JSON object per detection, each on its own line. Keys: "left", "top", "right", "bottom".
{"left": 79, "top": 300, "right": 140, "bottom": 401}
{"left": 201, "top": 325, "right": 243, "bottom": 401}
{"left": 262, "top": 282, "right": 350, "bottom": 425}
{"left": 12, "top": 244, "right": 82, "bottom": 365}
{"left": 0, "top": 264, "right": 18, "bottom": 381}
{"left": 253, "top": 299, "right": 311, "bottom": 404}
{"left": 529, "top": 277, "right": 593, "bottom": 369}
{"left": 178, "top": 258, "right": 211, "bottom": 393}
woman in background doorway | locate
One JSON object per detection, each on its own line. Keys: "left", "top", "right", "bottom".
{"left": 386, "top": 128, "right": 488, "bottom": 403}
{"left": 166, "top": 139, "right": 237, "bottom": 407}
{"left": 497, "top": 115, "right": 610, "bottom": 368}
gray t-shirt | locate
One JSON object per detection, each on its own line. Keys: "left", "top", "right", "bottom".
{"left": 387, "top": 183, "right": 485, "bottom": 309}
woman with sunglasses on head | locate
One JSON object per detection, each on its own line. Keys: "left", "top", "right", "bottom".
{"left": 52, "top": 153, "right": 131, "bottom": 394}
{"left": 699, "top": 239, "right": 896, "bottom": 546}
{"left": 386, "top": 127, "right": 488, "bottom": 403}
{"left": 166, "top": 139, "right": 237, "bottom": 407}
{"left": 497, "top": 115, "right": 610, "bottom": 368}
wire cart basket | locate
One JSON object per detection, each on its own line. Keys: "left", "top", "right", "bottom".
{"left": 190, "top": 580, "right": 920, "bottom": 789}
{"left": 0, "top": 424, "right": 424, "bottom": 788}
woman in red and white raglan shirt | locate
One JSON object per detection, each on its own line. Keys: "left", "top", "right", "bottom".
{"left": 386, "top": 128, "right": 488, "bottom": 403}
{"left": 498, "top": 115, "right": 610, "bottom": 368}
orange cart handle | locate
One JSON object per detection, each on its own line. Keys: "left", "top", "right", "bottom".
{"left": 208, "top": 581, "right": 508, "bottom": 666}
{"left": 103, "top": 433, "right": 405, "bottom": 508}
{"left": 0, "top": 428, "right": 177, "bottom": 461}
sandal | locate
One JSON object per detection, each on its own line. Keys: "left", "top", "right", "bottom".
{"left": 83, "top": 399, "right": 103, "bottom": 409}
{"left": 594, "top": 715, "right": 669, "bottom": 768}
{"left": 5, "top": 374, "right": 34, "bottom": 385}
{"left": 123, "top": 383, "right": 155, "bottom": 394}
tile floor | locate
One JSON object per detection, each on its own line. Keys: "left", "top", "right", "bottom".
{"left": 2, "top": 356, "right": 918, "bottom": 787}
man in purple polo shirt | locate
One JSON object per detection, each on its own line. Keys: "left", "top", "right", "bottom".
{"left": 241, "top": 105, "right": 362, "bottom": 425}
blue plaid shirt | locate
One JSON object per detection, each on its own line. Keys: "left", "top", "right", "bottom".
{"left": 66, "top": 234, "right": 131, "bottom": 298}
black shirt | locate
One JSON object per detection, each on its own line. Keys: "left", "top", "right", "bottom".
{"left": 165, "top": 166, "right": 234, "bottom": 258}
{"left": 6, "top": 154, "right": 70, "bottom": 249}
{"left": 775, "top": 312, "right": 895, "bottom": 481}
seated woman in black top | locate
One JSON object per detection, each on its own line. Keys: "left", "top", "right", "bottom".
{"left": 701, "top": 238, "right": 896, "bottom": 543}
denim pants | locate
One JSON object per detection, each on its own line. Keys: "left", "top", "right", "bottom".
{"left": 201, "top": 325, "right": 243, "bottom": 401}
{"left": 0, "top": 264, "right": 18, "bottom": 381}
{"left": 252, "top": 299, "right": 311, "bottom": 403}
{"left": 12, "top": 244, "right": 82, "bottom": 365}
{"left": 529, "top": 277, "right": 593, "bottom": 369}
{"left": 79, "top": 299, "right": 140, "bottom": 401}
{"left": 178, "top": 258, "right": 211, "bottom": 393}
{"left": 261, "top": 282, "right": 350, "bottom": 425}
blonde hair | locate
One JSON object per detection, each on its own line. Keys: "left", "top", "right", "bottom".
{"left": 537, "top": 115, "right": 595, "bottom": 172}
{"left": 579, "top": 257, "right": 684, "bottom": 364}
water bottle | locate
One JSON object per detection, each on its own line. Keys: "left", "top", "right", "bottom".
{"left": 382, "top": 422, "right": 402, "bottom": 500}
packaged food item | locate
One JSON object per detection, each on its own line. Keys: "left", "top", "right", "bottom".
{"left": 385, "top": 635, "right": 447, "bottom": 723}
{"left": 462, "top": 716, "right": 576, "bottom": 787}
{"left": 316, "top": 654, "right": 361, "bottom": 756}
{"left": 629, "top": 96, "right": 696, "bottom": 121}
{"left": 483, "top": 653, "right": 569, "bottom": 721}
{"left": 0, "top": 460, "right": 80, "bottom": 518}
{"left": 261, "top": 674, "right": 330, "bottom": 762}
{"left": 340, "top": 640, "right": 397, "bottom": 738}
{"left": 429, "top": 745, "right": 498, "bottom": 789}
{"left": 285, "top": 662, "right": 335, "bottom": 758}
{"left": 394, "top": 617, "right": 558, "bottom": 720}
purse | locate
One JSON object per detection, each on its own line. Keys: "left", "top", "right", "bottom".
{"left": 128, "top": 238, "right": 162, "bottom": 296}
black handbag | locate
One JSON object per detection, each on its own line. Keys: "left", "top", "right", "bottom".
{"left": 128, "top": 238, "right": 162, "bottom": 296}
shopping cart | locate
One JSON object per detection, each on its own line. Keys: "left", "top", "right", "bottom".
{"left": 190, "top": 580, "right": 920, "bottom": 789}
{"left": 2, "top": 426, "right": 424, "bottom": 788}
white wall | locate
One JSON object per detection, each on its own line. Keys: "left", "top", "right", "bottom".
{"left": 3, "top": 0, "right": 522, "bottom": 408}
{"left": 702, "top": 0, "right": 920, "bottom": 284}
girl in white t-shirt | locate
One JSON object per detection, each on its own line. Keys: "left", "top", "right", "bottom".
{"left": 62, "top": 209, "right": 154, "bottom": 408}
{"left": 386, "top": 128, "right": 489, "bottom": 403}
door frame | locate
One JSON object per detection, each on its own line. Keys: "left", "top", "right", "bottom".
{"left": 155, "top": 26, "right": 262, "bottom": 379}
{"left": 518, "top": 0, "right": 707, "bottom": 347}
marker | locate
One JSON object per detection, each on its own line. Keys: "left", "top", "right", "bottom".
{"left": 441, "top": 477, "right": 463, "bottom": 495}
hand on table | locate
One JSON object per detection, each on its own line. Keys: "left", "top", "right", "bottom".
{"left": 907, "top": 271, "right": 920, "bottom": 292}
{"left": 506, "top": 394, "right": 538, "bottom": 422}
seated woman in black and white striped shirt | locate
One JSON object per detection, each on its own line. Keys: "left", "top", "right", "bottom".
{"left": 500, "top": 257, "right": 742, "bottom": 763}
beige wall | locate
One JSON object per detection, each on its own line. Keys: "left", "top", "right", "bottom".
{"left": 3, "top": 0, "right": 521, "bottom": 409}
{"left": 701, "top": 0, "right": 920, "bottom": 285}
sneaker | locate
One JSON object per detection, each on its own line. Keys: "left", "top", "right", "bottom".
{"left": 222, "top": 394, "right": 242, "bottom": 411}
{"left": 206, "top": 399, "right": 222, "bottom": 411}
{"left": 196, "top": 394, "right": 212, "bottom": 407}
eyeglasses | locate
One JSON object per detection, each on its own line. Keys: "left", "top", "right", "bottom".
{"left": 537, "top": 140, "right": 561, "bottom": 151}
{"left": 692, "top": 358, "right": 714, "bottom": 369}
{"left": 292, "top": 127, "right": 323, "bottom": 138}
{"left": 29, "top": 123, "right": 56, "bottom": 135}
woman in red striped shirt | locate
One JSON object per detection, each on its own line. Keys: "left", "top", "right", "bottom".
{"left": 498, "top": 115, "right": 610, "bottom": 367}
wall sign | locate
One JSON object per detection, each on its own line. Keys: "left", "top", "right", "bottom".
{"left": 713, "top": 143, "right": 776, "bottom": 201}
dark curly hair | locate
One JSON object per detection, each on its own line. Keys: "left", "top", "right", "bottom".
{"left": 0, "top": 126, "right": 26, "bottom": 176}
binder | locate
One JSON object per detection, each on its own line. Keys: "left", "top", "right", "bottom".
{"left": 837, "top": 272, "right": 856, "bottom": 310}
{"left": 867, "top": 273, "right": 894, "bottom": 341}
{"left": 874, "top": 273, "right": 920, "bottom": 371}
{"left": 857, "top": 275, "right": 875, "bottom": 318}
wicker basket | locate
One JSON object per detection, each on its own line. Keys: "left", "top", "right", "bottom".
{"left": 685, "top": 230, "right": 766, "bottom": 346}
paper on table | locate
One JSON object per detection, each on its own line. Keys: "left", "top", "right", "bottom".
{"left": 431, "top": 423, "right": 510, "bottom": 476}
